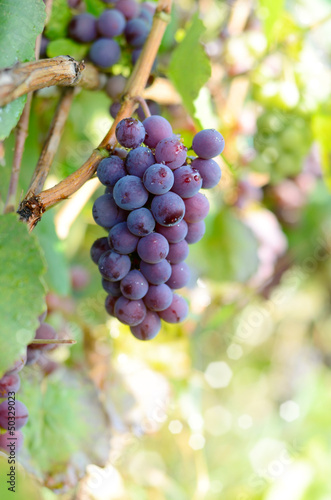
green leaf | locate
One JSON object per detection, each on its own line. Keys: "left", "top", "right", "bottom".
{"left": 46, "top": 38, "right": 89, "bottom": 60}
{"left": 84, "top": 0, "right": 105, "bottom": 16}
{"left": 0, "top": 214, "right": 46, "bottom": 376}
{"left": 45, "top": 0, "right": 72, "bottom": 40}
{"left": 167, "top": 13, "right": 211, "bottom": 120}
{"left": 258, "top": 0, "right": 284, "bottom": 44}
{"left": 312, "top": 113, "right": 331, "bottom": 192}
{"left": 0, "top": 96, "right": 26, "bottom": 141}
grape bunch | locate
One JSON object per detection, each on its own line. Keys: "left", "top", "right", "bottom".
{"left": 91, "top": 115, "right": 224, "bottom": 340}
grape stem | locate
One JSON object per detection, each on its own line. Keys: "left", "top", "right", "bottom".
{"left": 30, "top": 339, "right": 77, "bottom": 345}
{"left": 17, "top": 0, "right": 173, "bottom": 230}
{"left": 134, "top": 96, "right": 152, "bottom": 118}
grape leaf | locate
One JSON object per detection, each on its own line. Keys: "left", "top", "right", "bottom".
{"left": 258, "top": 0, "right": 284, "bottom": 44}
{"left": 312, "top": 113, "right": 331, "bottom": 192}
{"left": 0, "top": 214, "right": 46, "bottom": 376}
{"left": 46, "top": 38, "right": 89, "bottom": 60}
{"left": 167, "top": 13, "right": 211, "bottom": 121}
{"left": 45, "top": 0, "right": 71, "bottom": 40}
{"left": 84, "top": 0, "right": 105, "bottom": 16}
{"left": 0, "top": 97, "right": 27, "bottom": 141}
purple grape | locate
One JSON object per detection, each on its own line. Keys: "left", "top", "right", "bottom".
{"left": 167, "top": 240, "right": 189, "bottom": 264}
{"left": 116, "top": 118, "right": 146, "bottom": 149}
{"left": 155, "top": 137, "right": 187, "bottom": 170}
{"left": 114, "top": 147, "right": 128, "bottom": 160}
{"left": 130, "top": 311, "right": 161, "bottom": 340}
{"left": 137, "top": 233, "right": 169, "bottom": 264}
{"left": 125, "top": 146, "right": 155, "bottom": 177}
{"left": 185, "top": 221, "right": 205, "bottom": 244}
{"left": 97, "top": 9, "right": 126, "bottom": 37}
{"left": 4, "top": 353, "right": 27, "bottom": 376}
{"left": 102, "top": 278, "right": 122, "bottom": 296}
{"left": 116, "top": 0, "right": 140, "bottom": 19}
{"left": 158, "top": 294, "right": 189, "bottom": 323}
{"left": 26, "top": 347, "right": 41, "bottom": 365}
{"left": 155, "top": 220, "right": 188, "bottom": 243}
{"left": 108, "top": 222, "right": 139, "bottom": 254}
{"left": 98, "top": 250, "right": 131, "bottom": 281}
{"left": 0, "top": 373, "right": 21, "bottom": 398}
{"left": 140, "top": 259, "right": 172, "bottom": 285}
{"left": 120, "top": 270, "right": 149, "bottom": 299}
{"left": 105, "top": 294, "right": 117, "bottom": 316}
{"left": 0, "top": 431, "right": 24, "bottom": 453}
{"left": 68, "top": 0, "right": 81, "bottom": 7}
{"left": 184, "top": 193, "right": 210, "bottom": 223}
{"left": 124, "top": 18, "right": 149, "bottom": 47}
{"left": 191, "top": 158, "right": 222, "bottom": 188}
{"left": 90, "top": 237, "right": 111, "bottom": 264}
{"left": 166, "top": 262, "right": 190, "bottom": 289}
{"left": 144, "top": 284, "right": 173, "bottom": 311}
{"left": 40, "top": 36, "right": 49, "bottom": 58}
{"left": 143, "top": 164, "right": 174, "bottom": 194}
{"left": 0, "top": 400, "right": 29, "bottom": 430}
{"left": 172, "top": 165, "right": 202, "bottom": 198}
{"left": 97, "top": 156, "right": 126, "bottom": 187}
{"left": 92, "top": 194, "right": 126, "bottom": 229}
{"left": 141, "top": 1, "right": 156, "bottom": 14}
{"left": 68, "top": 14, "right": 97, "bottom": 43}
{"left": 136, "top": 100, "right": 160, "bottom": 121}
{"left": 29, "top": 323, "right": 57, "bottom": 351}
{"left": 139, "top": 9, "right": 153, "bottom": 25}
{"left": 192, "top": 129, "right": 225, "bottom": 159}
{"left": 105, "top": 75, "right": 127, "bottom": 99}
{"left": 113, "top": 175, "right": 149, "bottom": 210}
{"left": 114, "top": 297, "right": 146, "bottom": 325}
{"left": 151, "top": 192, "right": 185, "bottom": 226}
{"left": 127, "top": 207, "right": 155, "bottom": 236}
{"left": 89, "top": 39, "right": 121, "bottom": 68}
{"left": 142, "top": 116, "right": 172, "bottom": 148}
{"left": 110, "top": 101, "right": 121, "bottom": 119}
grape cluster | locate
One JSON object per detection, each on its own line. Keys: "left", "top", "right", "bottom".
{"left": 91, "top": 115, "right": 224, "bottom": 340}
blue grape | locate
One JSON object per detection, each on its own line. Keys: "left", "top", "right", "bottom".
{"left": 139, "top": 9, "right": 153, "bottom": 25}
{"left": 143, "top": 164, "right": 174, "bottom": 194}
{"left": 140, "top": 259, "right": 172, "bottom": 285}
{"left": 105, "top": 294, "right": 117, "bottom": 316}
{"left": 90, "top": 237, "right": 110, "bottom": 264}
{"left": 110, "top": 101, "right": 121, "bottom": 119}
{"left": 124, "top": 18, "right": 150, "bottom": 47}
{"left": 116, "top": 0, "right": 140, "bottom": 19}
{"left": 144, "top": 284, "right": 173, "bottom": 311}
{"left": 167, "top": 240, "right": 189, "bottom": 264}
{"left": 155, "top": 136, "right": 187, "bottom": 170}
{"left": 97, "top": 9, "right": 126, "bottom": 37}
{"left": 116, "top": 118, "right": 145, "bottom": 149}
{"left": 137, "top": 233, "right": 169, "bottom": 263}
{"left": 172, "top": 165, "right": 202, "bottom": 198}
{"left": 68, "top": 14, "right": 97, "bottom": 42}
{"left": 105, "top": 75, "right": 127, "bottom": 100}
{"left": 113, "top": 175, "right": 149, "bottom": 210}
{"left": 158, "top": 294, "right": 189, "bottom": 323}
{"left": 89, "top": 39, "right": 121, "bottom": 68}
{"left": 102, "top": 278, "right": 122, "bottom": 296}
{"left": 125, "top": 146, "right": 155, "bottom": 177}
{"left": 142, "top": 116, "right": 172, "bottom": 148}
{"left": 191, "top": 158, "right": 222, "bottom": 189}
{"left": 26, "top": 348, "right": 40, "bottom": 366}
{"left": 184, "top": 193, "right": 210, "bottom": 223}
{"left": 0, "top": 373, "right": 21, "bottom": 398}
{"left": 192, "top": 129, "right": 225, "bottom": 159}
{"left": 120, "top": 270, "right": 149, "bottom": 299}
{"left": 97, "top": 156, "right": 126, "bottom": 187}
{"left": 185, "top": 221, "right": 205, "bottom": 244}
{"left": 127, "top": 207, "right": 155, "bottom": 236}
{"left": 151, "top": 192, "right": 185, "bottom": 226}
{"left": 130, "top": 311, "right": 161, "bottom": 340}
{"left": 0, "top": 400, "right": 29, "bottom": 430}
{"left": 114, "top": 297, "right": 146, "bottom": 326}
{"left": 92, "top": 194, "right": 126, "bottom": 228}
{"left": 155, "top": 220, "right": 188, "bottom": 243}
{"left": 108, "top": 222, "right": 139, "bottom": 254}
{"left": 98, "top": 250, "right": 131, "bottom": 281}
{"left": 166, "top": 262, "right": 190, "bottom": 289}
{"left": 141, "top": 1, "right": 156, "bottom": 15}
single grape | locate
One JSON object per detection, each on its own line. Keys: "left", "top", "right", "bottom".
{"left": 151, "top": 192, "right": 185, "bottom": 226}
{"left": 125, "top": 146, "right": 155, "bottom": 177}
{"left": 97, "top": 156, "right": 126, "bottom": 187}
{"left": 183, "top": 193, "right": 210, "bottom": 223}
{"left": 105, "top": 75, "right": 127, "bottom": 100}
{"left": 114, "top": 297, "right": 146, "bottom": 326}
{"left": 89, "top": 39, "right": 121, "bottom": 68}
{"left": 172, "top": 165, "right": 202, "bottom": 198}
{"left": 98, "top": 250, "right": 131, "bottom": 281}
{"left": 155, "top": 136, "right": 187, "bottom": 170}
{"left": 141, "top": 1, "right": 156, "bottom": 15}
{"left": 140, "top": 259, "right": 172, "bottom": 285}
{"left": 120, "top": 270, "right": 149, "bottom": 300}
{"left": 139, "top": 8, "right": 153, "bottom": 25}
{"left": 68, "top": 13, "right": 97, "bottom": 43}
{"left": 192, "top": 129, "right": 225, "bottom": 159}
{"left": 0, "top": 431, "right": 24, "bottom": 453}
{"left": 127, "top": 207, "right": 155, "bottom": 236}
{"left": 130, "top": 311, "right": 161, "bottom": 340}
{"left": 26, "top": 347, "right": 41, "bottom": 365}
{"left": 97, "top": 9, "right": 126, "bottom": 37}
{"left": 124, "top": 18, "right": 150, "bottom": 47}
{"left": 114, "top": 147, "right": 128, "bottom": 160}
{"left": 185, "top": 220, "right": 205, "bottom": 244}
{"left": 4, "top": 353, "right": 27, "bottom": 376}
{"left": 105, "top": 294, "right": 117, "bottom": 316}
{"left": 29, "top": 323, "right": 58, "bottom": 351}
{"left": 108, "top": 222, "right": 139, "bottom": 254}
{"left": 0, "top": 400, "right": 29, "bottom": 430}
{"left": 158, "top": 294, "right": 189, "bottom": 323}
{"left": 143, "top": 164, "right": 174, "bottom": 194}
{"left": 191, "top": 158, "right": 222, "bottom": 189}
{"left": 102, "top": 278, "right": 122, "bottom": 296}
{"left": 110, "top": 101, "right": 121, "bottom": 119}
{"left": 116, "top": 118, "right": 145, "bottom": 149}
{"left": 90, "top": 237, "right": 110, "bottom": 264}
{"left": 92, "top": 194, "right": 126, "bottom": 229}
{"left": 166, "top": 262, "right": 190, "bottom": 289}
{"left": 0, "top": 373, "right": 21, "bottom": 398}
{"left": 167, "top": 240, "right": 189, "bottom": 264}
{"left": 137, "top": 233, "right": 169, "bottom": 263}
{"left": 113, "top": 175, "right": 149, "bottom": 210}
{"left": 116, "top": 0, "right": 140, "bottom": 19}
{"left": 142, "top": 116, "right": 172, "bottom": 148}
{"left": 144, "top": 284, "right": 173, "bottom": 311}
{"left": 156, "top": 220, "right": 188, "bottom": 243}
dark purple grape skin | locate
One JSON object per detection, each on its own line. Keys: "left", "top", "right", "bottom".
{"left": 166, "top": 262, "right": 190, "bottom": 289}
{"left": 140, "top": 259, "right": 172, "bottom": 285}
{"left": 29, "top": 323, "right": 57, "bottom": 351}
{"left": 97, "top": 156, "right": 126, "bottom": 187}
{"left": 116, "top": 0, "right": 140, "bottom": 19}
{"left": 142, "top": 116, "right": 173, "bottom": 148}
{"left": 139, "top": 8, "right": 153, "bottom": 25}
{"left": 4, "top": 353, "right": 27, "bottom": 376}
{"left": 110, "top": 101, "right": 121, "bottom": 119}
{"left": 0, "top": 373, "right": 21, "bottom": 398}
{"left": 192, "top": 129, "right": 225, "bottom": 159}
{"left": 125, "top": 146, "right": 155, "bottom": 177}
{"left": 108, "top": 222, "right": 139, "bottom": 254}
{"left": 0, "top": 431, "right": 24, "bottom": 453}
{"left": 158, "top": 294, "right": 189, "bottom": 323}
{"left": 115, "top": 118, "right": 145, "bottom": 149}
{"left": 92, "top": 194, "right": 127, "bottom": 229}
{"left": 143, "top": 164, "right": 174, "bottom": 195}
{"left": 155, "top": 137, "right": 187, "bottom": 170}
{"left": 151, "top": 192, "right": 185, "bottom": 227}
{"left": 97, "top": 9, "right": 126, "bottom": 38}
{"left": 130, "top": 311, "right": 161, "bottom": 340}
{"left": 183, "top": 193, "right": 210, "bottom": 223}
{"left": 0, "top": 400, "right": 29, "bottom": 430}
{"left": 120, "top": 270, "right": 149, "bottom": 300}
{"left": 156, "top": 220, "right": 188, "bottom": 243}
{"left": 144, "top": 284, "right": 173, "bottom": 311}
{"left": 26, "top": 347, "right": 41, "bottom": 365}
{"left": 137, "top": 233, "right": 169, "bottom": 264}
{"left": 68, "top": 14, "right": 97, "bottom": 43}
{"left": 98, "top": 250, "right": 131, "bottom": 281}
{"left": 105, "top": 75, "right": 127, "bottom": 99}
{"left": 89, "top": 39, "right": 121, "bottom": 68}
{"left": 127, "top": 208, "right": 155, "bottom": 236}
{"left": 105, "top": 295, "right": 117, "bottom": 316}
{"left": 114, "top": 297, "right": 147, "bottom": 326}
{"left": 113, "top": 175, "right": 149, "bottom": 211}
{"left": 90, "top": 237, "right": 111, "bottom": 264}
{"left": 40, "top": 36, "right": 49, "bottom": 58}
{"left": 102, "top": 278, "right": 122, "bottom": 297}
{"left": 124, "top": 18, "right": 150, "bottom": 48}
{"left": 185, "top": 221, "right": 206, "bottom": 244}
{"left": 172, "top": 165, "right": 202, "bottom": 198}
{"left": 191, "top": 158, "right": 222, "bottom": 189}
{"left": 167, "top": 240, "right": 189, "bottom": 264}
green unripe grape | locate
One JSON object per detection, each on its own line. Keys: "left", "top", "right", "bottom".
{"left": 257, "top": 112, "right": 285, "bottom": 134}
